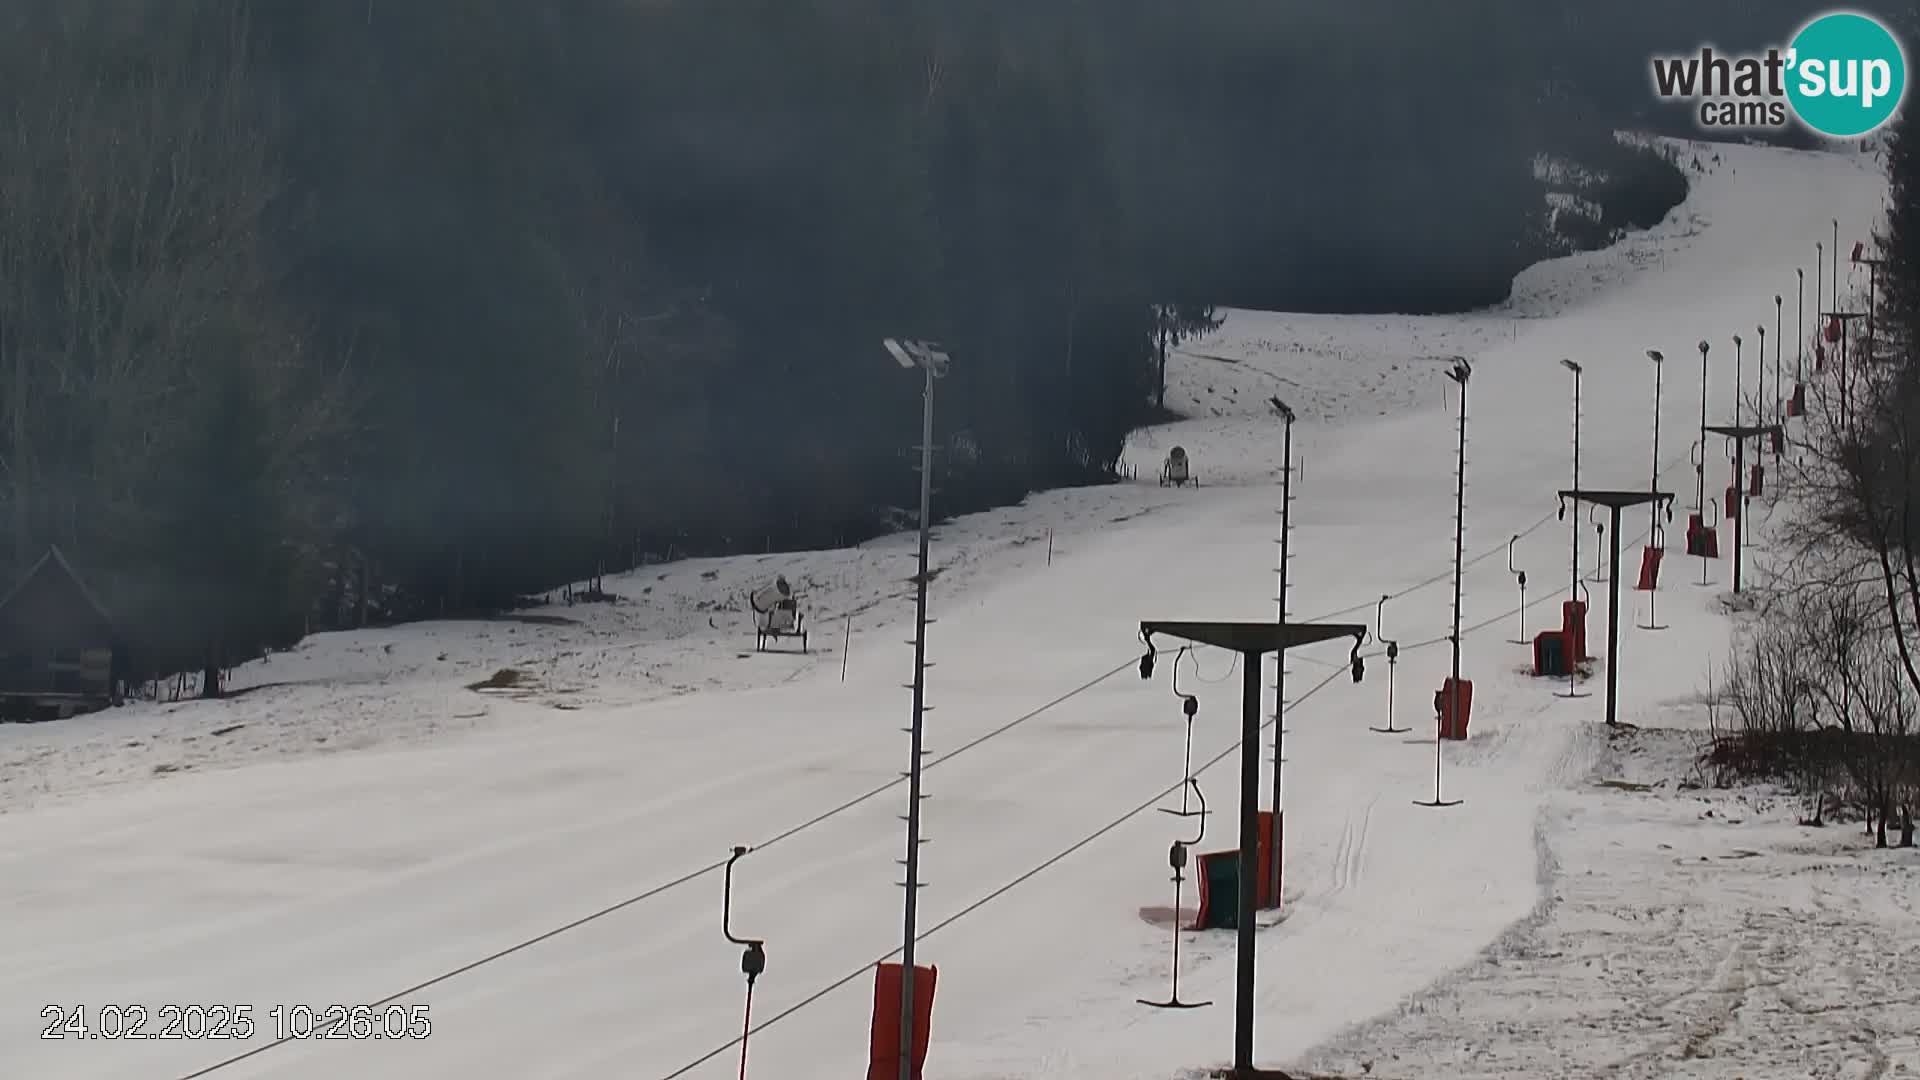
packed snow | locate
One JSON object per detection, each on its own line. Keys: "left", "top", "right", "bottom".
{"left": 1303, "top": 724, "right": 1920, "bottom": 1079}
{"left": 2, "top": 138, "right": 1913, "bottom": 1080}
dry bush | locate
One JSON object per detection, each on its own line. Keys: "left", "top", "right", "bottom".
{"left": 1707, "top": 580, "right": 1917, "bottom": 844}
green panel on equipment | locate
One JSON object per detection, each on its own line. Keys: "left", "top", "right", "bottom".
{"left": 1194, "top": 852, "right": 1240, "bottom": 930}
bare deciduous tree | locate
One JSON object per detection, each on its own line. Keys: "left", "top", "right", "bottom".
{"left": 1744, "top": 235, "right": 1920, "bottom": 846}
{"left": 0, "top": 1, "right": 281, "bottom": 559}
{"left": 0, "top": 0, "right": 347, "bottom": 693}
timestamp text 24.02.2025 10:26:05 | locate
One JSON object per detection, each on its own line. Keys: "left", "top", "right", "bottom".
{"left": 41, "top": 1003, "right": 433, "bottom": 1040}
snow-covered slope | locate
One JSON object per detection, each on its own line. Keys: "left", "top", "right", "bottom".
{"left": 0, "top": 139, "right": 1903, "bottom": 1080}
{"left": 1303, "top": 723, "right": 1920, "bottom": 1079}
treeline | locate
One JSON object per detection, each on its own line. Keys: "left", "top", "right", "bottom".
{"left": 0, "top": 0, "right": 1737, "bottom": 688}
{"left": 1714, "top": 103, "right": 1920, "bottom": 847}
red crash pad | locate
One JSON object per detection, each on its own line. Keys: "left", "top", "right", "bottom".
{"left": 869, "top": 963, "right": 937, "bottom": 1080}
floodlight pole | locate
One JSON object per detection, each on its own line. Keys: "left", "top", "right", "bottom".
{"left": 883, "top": 337, "right": 948, "bottom": 1080}
{"left": 1816, "top": 243, "right": 1825, "bottom": 333}
{"left": 1832, "top": 219, "right": 1839, "bottom": 307}
{"left": 1773, "top": 295, "right": 1783, "bottom": 425}
{"left": 1266, "top": 396, "right": 1295, "bottom": 909}
{"left": 1138, "top": 618, "right": 1367, "bottom": 1077}
{"left": 1796, "top": 269, "right": 1805, "bottom": 396}
{"left": 1558, "top": 359, "right": 1586, "bottom": 700}
{"left": 1695, "top": 340, "right": 1710, "bottom": 586}
{"left": 1733, "top": 335, "right": 1744, "bottom": 430}
{"left": 1755, "top": 324, "right": 1767, "bottom": 430}
{"left": 1644, "top": 350, "right": 1668, "bottom": 632}
{"left": 1648, "top": 350, "right": 1665, "bottom": 537}
{"left": 1421, "top": 359, "right": 1470, "bottom": 807}
{"left": 1451, "top": 360, "right": 1470, "bottom": 729}
{"left": 1563, "top": 359, "right": 1582, "bottom": 600}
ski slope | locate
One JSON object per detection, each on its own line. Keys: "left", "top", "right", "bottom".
{"left": 0, "top": 140, "right": 1895, "bottom": 1080}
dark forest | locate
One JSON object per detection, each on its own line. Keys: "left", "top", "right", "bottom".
{"left": 0, "top": 0, "right": 1906, "bottom": 688}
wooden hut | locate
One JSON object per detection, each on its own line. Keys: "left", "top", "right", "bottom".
{"left": 0, "top": 546, "right": 121, "bottom": 720}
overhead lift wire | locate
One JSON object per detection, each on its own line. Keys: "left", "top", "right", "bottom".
{"left": 179, "top": 457, "right": 1690, "bottom": 1080}
{"left": 658, "top": 660, "right": 1360, "bottom": 1079}
{"left": 1311, "top": 439, "right": 1698, "bottom": 623}
{"left": 654, "top": 492, "right": 1697, "bottom": 1078}
{"left": 1306, "top": 505, "right": 1559, "bottom": 621}
{"left": 172, "top": 660, "right": 1137, "bottom": 1080}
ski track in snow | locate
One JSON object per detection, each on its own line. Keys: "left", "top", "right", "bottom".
{"left": 0, "top": 138, "right": 1913, "bottom": 1080}
{"left": 1301, "top": 727, "right": 1920, "bottom": 1080}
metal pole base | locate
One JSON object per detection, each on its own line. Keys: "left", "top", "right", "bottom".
{"left": 1370, "top": 722, "right": 1410, "bottom": 734}
{"left": 1638, "top": 620, "right": 1669, "bottom": 631}
{"left": 1556, "top": 688, "right": 1592, "bottom": 698}
{"left": 1414, "top": 797, "right": 1464, "bottom": 808}
{"left": 1137, "top": 995, "right": 1211, "bottom": 1010}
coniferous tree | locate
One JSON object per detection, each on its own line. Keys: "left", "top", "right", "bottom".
{"left": 163, "top": 360, "right": 297, "bottom": 697}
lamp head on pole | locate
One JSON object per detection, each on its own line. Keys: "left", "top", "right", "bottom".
{"left": 1775, "top": 294, "right": 1782, "bottom": 306}
{"left": 882, "top": 337, "right": 950, "bottom": 378}
{"left": 1559, "top": 358, "right": 1582, "bottom": 376}
{"left": 1268, "top": 395, "right": 1295, "bottom": 424}
{"left": 1797, "top": 268, "right": 1804, "bottom": 281}
{"left": 1647, "top": 349, "right": 1664, "bottom": 364}
{"left": 1446, "top": 357, "right": 1471, "bottom": 385}
{"left": 1698, "top": 340, "right": 1710, "bottom": 356}
{"left": 1733, "top": 334, "right": 1743, "bottom": 348}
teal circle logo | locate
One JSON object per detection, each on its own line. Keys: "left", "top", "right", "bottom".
{"left": 1786, "top": 12, "right": 1907, "bottom": 137}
